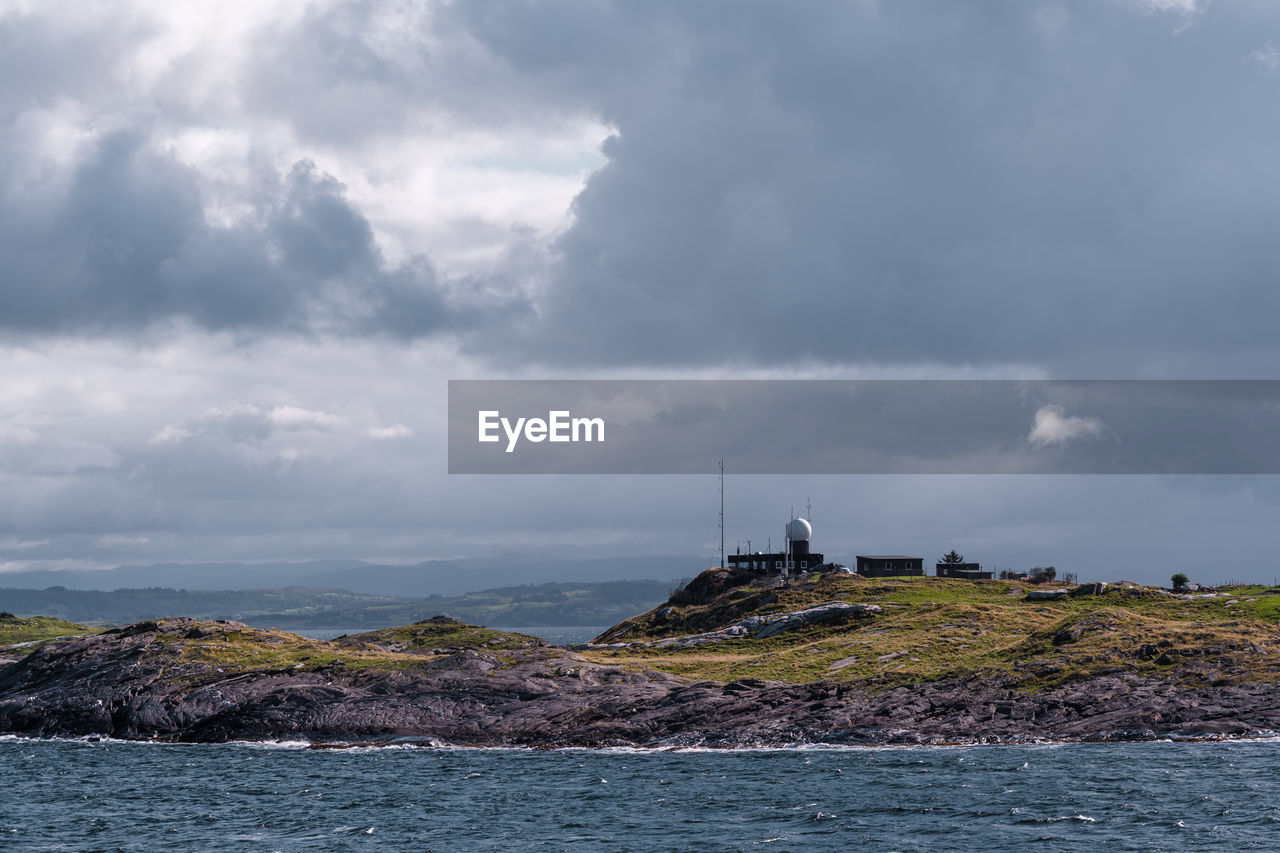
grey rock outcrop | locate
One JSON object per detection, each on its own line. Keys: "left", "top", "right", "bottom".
{"left": 1025, "top": 589, "right": 1069, "bottom": 601}
{"left": 642, "top": 602, "right": 882, "bottom": 649}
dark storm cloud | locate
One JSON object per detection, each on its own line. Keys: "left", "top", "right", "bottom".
{"left": 0, "top": 2, "right": 548, "bottom": 340}
{"left": 10, "top": 2, "right": 1280, "bottom": 590}
{"left": 0, "top": 10, "right": 142, "bottom": 115}
{"left": 436, "top": 0, "right": 1280, "bottom": 372}
{"left": 15, "top": 0, "right": 1273, "bottom": 370}
{"left": 240, "top": 0, "right": 603, "bottom": 142}
{"left": 0, "top": 125, "right": 525, "bottom": 337}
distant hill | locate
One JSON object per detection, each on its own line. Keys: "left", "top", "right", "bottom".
{"left": 0, "top": 580, "right": 675, "bottom": 629}
{"left": 0, "top": 556, "right": 706, "bottom": 598}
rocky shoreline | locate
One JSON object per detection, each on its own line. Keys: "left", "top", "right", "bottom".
{"left": 2, "top": 618, "right": 1279, "bottom": 747}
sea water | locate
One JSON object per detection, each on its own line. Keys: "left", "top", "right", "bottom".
{"left": 291, "top": 627, "right": 607, "bottom": 645}
{"left": 3, "top": 738, "right": 1278, "bottom": 850}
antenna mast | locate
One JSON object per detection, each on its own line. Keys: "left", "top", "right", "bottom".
{"left": 783, "top": 523, "right": 789, "bottom": 579}
{"left": 788, "top": 506, "right": 794, "bottom": 578}
{"left": 718, "top": 458, "right": 725, "bottom": 570}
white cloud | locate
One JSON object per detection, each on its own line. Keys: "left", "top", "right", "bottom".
{"left": 150, "top": 424, "right": 192, "bottom": 444}
{"left": 367, "top": 423, "right": 412, "bottom": 440}
{"left": 1027, "top": 405, "right": 1106, "bottom": 448}
{"left": 1248, "top": 41, "right": 1280, "bottom": 70}
{"left": 1142, "top": 0, "right": 1201, "bottom": 14}
{"left": 267, "top": 405, "right": 344, "bottom": 430}
{"left": 0, "top": 425, "right": 40, "bottom": 444}
{"left": 206, "top": 402, "right": 265, "bottom": 418}
{"left": 95, "top": 534, "right": 151, "bottom": 548}
{"left": 0, "top": 537, "right": 50, "bottom": 550}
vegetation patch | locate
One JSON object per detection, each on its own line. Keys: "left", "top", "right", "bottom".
{"left": 583, "top": 576, "right": 1280, "bottom": 691}
{"left": 10, "top": 577, "right": 1280, "bottom": 701}
{"left": 334, "top": 616, "right": 547, "bottom": 654}
{"left": 110, "top": 617, "right": 549, "bottom": 682}
{"left": 143, "top": 619, "right": 431, "bottom": 676}
{"left": 0, "top": 613, "right": 97, "bottom": 653}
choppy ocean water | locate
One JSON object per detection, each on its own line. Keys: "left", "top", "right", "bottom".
{"left": 3, "top": 738, "right": 1279, "bottom": 851}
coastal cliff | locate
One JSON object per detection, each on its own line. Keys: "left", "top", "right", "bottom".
{"left": 3, "top": 577, "right": 1280, "bottom": 746}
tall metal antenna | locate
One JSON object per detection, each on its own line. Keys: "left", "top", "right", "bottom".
{"left": 718, "top": 458, "right": 725, "bottom": 570}
{"left": 783, "top": 523, "right": 789, "bottom": 579}
{"left": 787, "top": 505, "right": 794, "bottom": 577}
{"left": 806, "top": 496, "right": 812, "bottom": 524}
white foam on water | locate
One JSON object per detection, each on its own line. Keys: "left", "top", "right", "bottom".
{"left": 4, "top": 732, "right": 1280, "bottom": 753}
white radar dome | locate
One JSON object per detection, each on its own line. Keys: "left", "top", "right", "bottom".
{"left": 786, "top": 518, "right": 812, "bottom": 541}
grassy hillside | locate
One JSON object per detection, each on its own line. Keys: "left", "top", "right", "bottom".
{"left": 581, "top": 574, "right": 1280, "bottom": 690}
{"left": 8, "top": 576, "right": 1279, "bottom": 700}
{"left": 0, "top": 614, "right": 97, "bottom": 654}
{"left": 115, "top": 617, "right": 550, "bottom": 676}
{"left": 332, "top": 617, "right": 546, "bottom": 654}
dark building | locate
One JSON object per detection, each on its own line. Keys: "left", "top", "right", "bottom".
{"left": 726, "top": 517, "right": 823, "bottom": 575}
{"left": 856, "top": 555, "right": 924, "bottom": 578}
{"left": 727, "top": 549, "right": 825, "bottom": 574}
{"left": 935, "top": 561, "right": 993, "bottom": 580}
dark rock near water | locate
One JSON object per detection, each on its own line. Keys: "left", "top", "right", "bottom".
{"left": 2, "top": 618, "right": 1280, "bottom": 747}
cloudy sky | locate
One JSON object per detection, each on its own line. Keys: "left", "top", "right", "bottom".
{"left": 4, "top": 0, "right": 1280, "bottom": 586}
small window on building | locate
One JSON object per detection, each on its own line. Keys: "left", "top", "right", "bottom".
{"left": 775, "top": 560, "right": 782, "bottom": 569}
{"left": 800, "top": 561, "right": 808, "bottom": 569}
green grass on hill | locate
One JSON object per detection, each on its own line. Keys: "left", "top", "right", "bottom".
{"left": 146, "top": 617, "right": 548, "bottom": 678}
{"left": 582, "top": 575, "right": 1280, "bottom": 691}
{"left": 333, "top": 617, "right": 546, "bottom": 654}
{"left": 7, "top": 578, "right": 1280, "bottom": 697}
{"left": 0, "top": 615, "right": 96, "bottom": 652}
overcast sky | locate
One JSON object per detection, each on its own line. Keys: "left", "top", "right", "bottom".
{"left": 3, "top": 0, "right": 1280, "bottom": 587}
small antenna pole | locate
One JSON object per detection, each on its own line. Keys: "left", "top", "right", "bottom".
{"left": 718, "top": 458, "right": 725, "bottom": 570}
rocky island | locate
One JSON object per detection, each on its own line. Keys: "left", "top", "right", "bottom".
{"left": 3, "top": 574, "right": 1280, "bottom": 747}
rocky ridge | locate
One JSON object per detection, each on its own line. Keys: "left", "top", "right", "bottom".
{"left": 592, "top": 602, "right": 884, "bottom": 650}
{"left": 2, "top": 578, "right": 1280, "bottom": 747}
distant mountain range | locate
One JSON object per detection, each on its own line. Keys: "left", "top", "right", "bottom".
{"left": 0, "top": 556, "right": 707, "bottom": 598}
{"left": 0, "top": 580, "right": 677, "bottom": 629}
